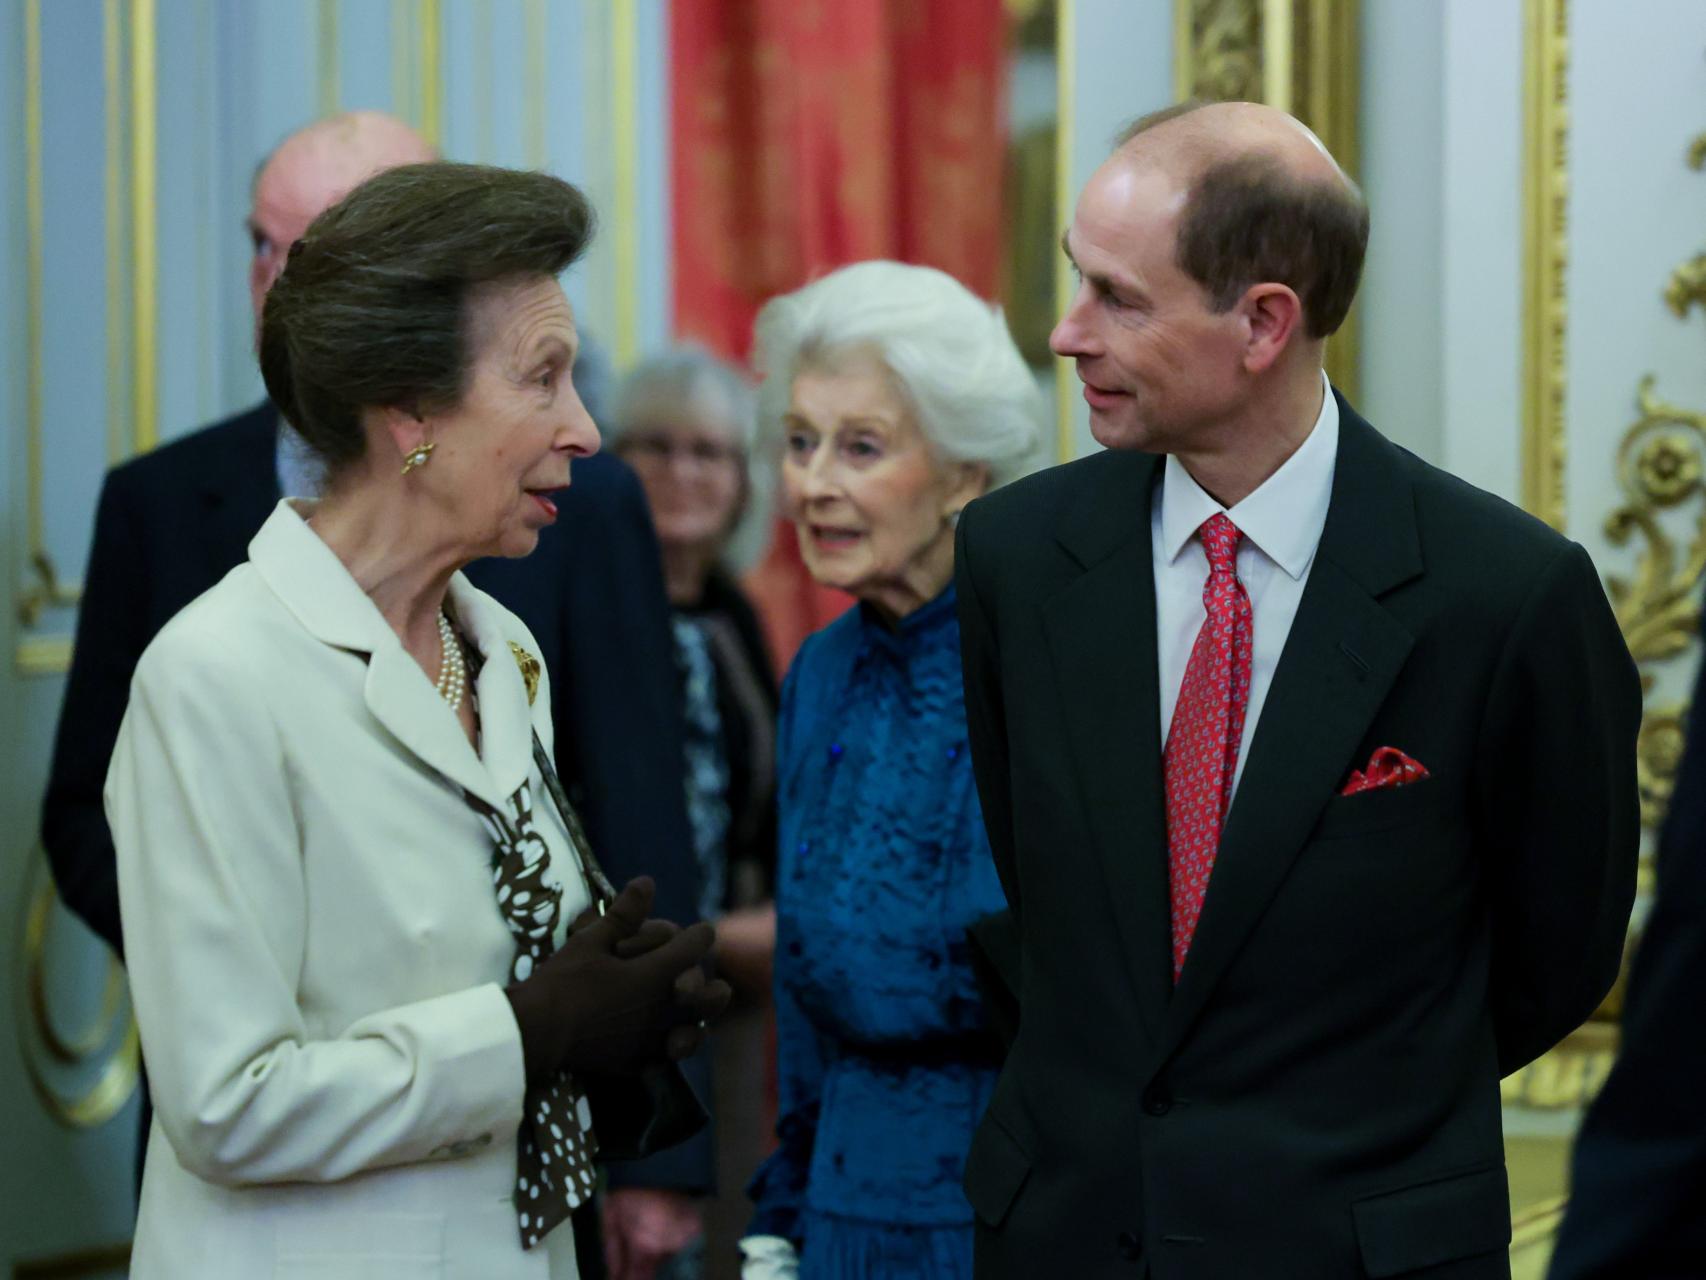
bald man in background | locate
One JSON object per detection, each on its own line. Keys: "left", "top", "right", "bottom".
{"left": 955, "top": 101, "right": 1640, "bottom": 1278}
{"left": 41, "top": 112, "right": 710, "bottom": 1280}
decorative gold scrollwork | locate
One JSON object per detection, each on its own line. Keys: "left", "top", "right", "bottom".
{"left": 13, "top": 849, "right": 139, "bottom": 1129}
{"left": 1687, "top": 131, "right": 1706, "bottom": 172}
{"left": 1665, "top": 253, "right": 1706, "bottom": 320}
{"left": 16, "top": 549, "right": 82, "bottom": 629}
{"left": 1177, "top": 0, "right": 1263, "bottom": 103}
{"left": 1599, "top": 124, "right": 1706, "bottom": 842}
{"left": 1608, "top": 393, "right": 1706, "bottom": 836}
{"left": 1604, "top": 379, "right": 1706, "bottom": 831}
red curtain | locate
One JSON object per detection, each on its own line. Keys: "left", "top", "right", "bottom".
{"left": 671, "top": 0, "right": 1008, "bottom": 670}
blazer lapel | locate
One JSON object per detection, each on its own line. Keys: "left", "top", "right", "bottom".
{"left": 247, "top": 502, "right": 509, "bottom": 810}
{"left": 1044, "top": 450, "right": 1173, "bottom": 1044}
{"left": 449, "top": 574, "right": 535, "bottom": 803}
{"left": 1159, "top": 402, "right": 1424, "bottom": 1054}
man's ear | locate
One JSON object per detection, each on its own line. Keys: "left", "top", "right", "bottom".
{"left": 1239, "top": 283, "right": 1304, "bottom": 375}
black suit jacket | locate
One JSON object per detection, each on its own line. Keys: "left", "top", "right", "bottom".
{"left": 954, "top": 398, "right": 1641, "bottom": 1280}
{"left": 41, "top": 401, "right": 711, "bottom": 1192}
{"left": 1548, "top": 650, "right": 1706, "bottom": 1278}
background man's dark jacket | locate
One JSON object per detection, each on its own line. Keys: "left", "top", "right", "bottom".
{"left": 1548, "top": 646, "right": 1706, "bottom": 1280}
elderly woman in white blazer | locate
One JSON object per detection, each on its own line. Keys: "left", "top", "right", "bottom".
{"left": 106, "top": 163, "right": 728, "bottom": 1280}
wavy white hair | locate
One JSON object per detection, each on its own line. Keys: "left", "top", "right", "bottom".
{"left": 752, "top": 261, "right": 1049, "bottom": 493}
{"left": 608, "top": 345, "right": 773, "bottom": 573}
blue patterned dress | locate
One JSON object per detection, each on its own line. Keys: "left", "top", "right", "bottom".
{"left": 747, "top": 585, "right": 1006, "bottom": 1279}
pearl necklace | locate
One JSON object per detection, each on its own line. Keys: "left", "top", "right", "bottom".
{"left": 436, "top": 610, "right": 468, "bottom": 713}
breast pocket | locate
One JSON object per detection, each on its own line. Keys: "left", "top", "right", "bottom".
{"left": 1312, "top": 777, "right": 1446, "bottom": 841}
{"left": 273, "top": 1212, "right": 445, "bottom": 1279}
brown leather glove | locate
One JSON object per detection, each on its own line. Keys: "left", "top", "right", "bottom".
{"left": 504, "top": 877, "right": 732, "bottom": 1087}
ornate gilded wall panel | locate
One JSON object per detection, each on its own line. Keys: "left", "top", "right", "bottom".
{"left": 1172, "top": 0, "right": 1361, "bottom": 401}
{"left": 1600, "top": 132, "right": 1706, "bottom": 844}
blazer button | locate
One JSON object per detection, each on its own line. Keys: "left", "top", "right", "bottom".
{"left": 1116, "top": 1231, "right": 1142, "bottom": 1261}
{"left": 1142, "top": 1087, "right": 1173, "bottom": 1117}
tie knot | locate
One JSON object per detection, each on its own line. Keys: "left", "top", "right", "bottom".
{"left": 1198, "top": 513, "right": 1242, "bottom": 573}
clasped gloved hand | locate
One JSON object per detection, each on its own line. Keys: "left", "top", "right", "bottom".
{"left": 504, "top": 876, "right": 732, "bottom": 1087}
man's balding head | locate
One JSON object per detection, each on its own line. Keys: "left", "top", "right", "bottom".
{"left": 1051, "top": 100, "right": 1367, "bottom": 464}
{"left": 247, "top": 112, "right": 437, "bottom": 333}
{"left": 1107, "top": 99, "right": 1368, "bottom": 340}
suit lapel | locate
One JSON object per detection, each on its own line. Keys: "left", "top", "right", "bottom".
{"left": 1159, "top": 403, "right": 1424, "bottom": 1054}
{"left": 1044, "top": 450, "right": 1173, "bottom": 1043}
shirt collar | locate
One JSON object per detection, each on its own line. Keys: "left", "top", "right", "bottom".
{"left": 1158, "top": 370, "right": 1339, "bottom": 581}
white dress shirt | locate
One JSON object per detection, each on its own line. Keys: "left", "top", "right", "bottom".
{"left": 1154, "top": 371, "right": 1339, "bottom": 798}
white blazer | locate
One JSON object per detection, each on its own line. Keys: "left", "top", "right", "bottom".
{"left": 107, "top": 501, "right": 592, "bottom": 1279}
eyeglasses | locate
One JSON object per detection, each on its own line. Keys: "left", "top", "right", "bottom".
{"left": 622, "top": 434, "right": 743, "bottom": 469}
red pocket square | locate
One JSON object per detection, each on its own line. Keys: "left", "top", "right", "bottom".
{"left": 1340, "top": 746, "right": 1430, "bottom": 796}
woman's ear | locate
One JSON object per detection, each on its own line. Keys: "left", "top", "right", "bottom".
{"left": 943, "top": 461, "right": 991, "bottom": 521}
{"left": 378, "top": 403, "right": 428, "bottom": 467}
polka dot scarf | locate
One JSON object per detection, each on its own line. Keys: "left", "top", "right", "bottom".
{"left": 469, "top": 779, "right": 601, "bottom": 1249}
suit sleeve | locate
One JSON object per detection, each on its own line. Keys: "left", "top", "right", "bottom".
{"left": 107, "top": 640, "right": 527, "bottom": 1187}
{"left": 1474, "top": 541, "right": 1641, "bottom": 1075}
{"left": 41, "top": 470, "right": 151, "bottom": 956}
{"left": 955, "top": 503, "right": 1021, "bottom": 931}
{"left": 551, "top": 458, "right": 712, "bottom": 1192}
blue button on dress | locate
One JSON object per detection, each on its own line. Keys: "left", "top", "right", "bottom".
{"left": 747, "top": 585, "right": 1005, "bottom": 1279}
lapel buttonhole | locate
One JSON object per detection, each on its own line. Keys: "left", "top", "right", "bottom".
{"left": 1338, "top": 642, "right": 1370, "bottom": 680}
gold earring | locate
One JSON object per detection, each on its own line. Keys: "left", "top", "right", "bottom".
{"left": 401, "top": 442, "right": 435, "bottom": 475}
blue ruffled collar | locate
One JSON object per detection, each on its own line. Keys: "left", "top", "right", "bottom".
{"left": 856, "top": 583, "right": 958, "bottom": 659}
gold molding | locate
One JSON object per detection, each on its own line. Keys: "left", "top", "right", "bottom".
{"left": 15, "top": 552, "right": 79, "bottom": 632}
{"left": 317, "top": 0, "right": 339, "bottom": 117}
{"left": 1500, "top": 1018, "right": 1617, "bottom": 1109}
{"left": 24, "top": 0, "right": 41, "bottom": 540}
{"left": 16, "top": 636, "right": 73, "bottom": 678}
{"left": 1521, "top": 0, "right": 1569, "bottom": 532}
{"left": 104, "top": 0, "right": 125, "bottom": 466}
{"left": 1172, "top": 0, "right": 1362, "bottom": 402}
{"left": 472, "top": 0, "right": 493, "bottom": 162}
{"left": 17, "top": 0, "right": 82, "bottom": 632}
{"left": 391, "top": 0, "right": 415, "bottom": 125}
{"left": 611, "top": 0, "right": 639, "bottom": 370}
{"left": 1054, "top": 0, "right": 1077, "bottom": 463}
{"left": 131, "top": 0, "right": 157, "bottom": 454}
{"left": 1512, "top": 1195, "right": 1570, "bottom": 1241}
{"left": 419, "top": 0, "right": 443, "bottom": 149}
{"left": 524, "top": 0, "right": 547, "bottom": 169}
{"left": 14, "top": 856, "right": 140, "bottom": 1129}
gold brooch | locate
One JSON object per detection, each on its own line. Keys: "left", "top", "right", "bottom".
{"left": 509, "top": 642, "right": 541, "bottom": 705}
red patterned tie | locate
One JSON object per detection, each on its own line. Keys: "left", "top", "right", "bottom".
{"left": 1164, "top": 513, "right": 1253, "bottom": 981}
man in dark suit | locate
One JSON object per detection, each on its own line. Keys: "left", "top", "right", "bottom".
{"left": 955, "top": 100, "right": 1641, "bottom": 1278}
{"left": 1548, "top": 656, "right": 1706, "bottom": 1278}
{"left": 40, "top": 112, "right": 710, "bottom": 1279}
